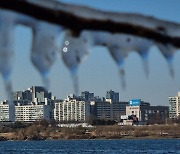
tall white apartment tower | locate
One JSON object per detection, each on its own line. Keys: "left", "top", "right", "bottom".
{"left": 169, "top": 92, "right": 180, "bottom": 118}
{"left": 54, "top": 95, "right": 90, "bottom": 122}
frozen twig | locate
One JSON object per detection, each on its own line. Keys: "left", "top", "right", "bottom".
{"left": 0, "top": 0, "right": 180, "bottom": 48}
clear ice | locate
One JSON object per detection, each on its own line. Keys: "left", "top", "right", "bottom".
{"left": 61, "top": 30, "right": 90, "bottom": 95}
{"left": 31, "top": 21, "right": 62, "bottom": 90}
{"left": 157, "top": 43, "right": 176, "bottom": 78}
{"left": 0, "top": 10, "right": 17, "bottom": 106}
{"left": 0, "top": 2, "right": 179, "bottom": 102}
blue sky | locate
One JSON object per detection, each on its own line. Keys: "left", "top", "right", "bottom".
{"left": 0, "top": 0, "right": 180, "bottom": 105}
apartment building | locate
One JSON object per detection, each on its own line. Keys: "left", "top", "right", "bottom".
{"left": 54, "top": 95, "right": 90, "bottom": 122}
{"left": 15, "top": 104, "right": 50, "bottom": 122}
{"left": 169, "top": 92, "right": 180, "bottom": 118}
{"left": 0, "top": 102, "right": 10, "bottom": 121}
{"left": 0, "top": 101, "right": 15, "bottom": 122}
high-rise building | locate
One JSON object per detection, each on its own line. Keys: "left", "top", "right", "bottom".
{"left": 0, "top": 100, "right": 15, "bottom": 122}
{"left": 31, "top": 86, "right": 51, "bottom": 103}
{"left": 0, "top": 101, "right": 10, "bottom": 121}
{"left": 169, "top": 92, "right": 180, "bottom": 118}
{"left": 106, "top": 90, "right": 119, "bottom": 102}
{"left": 13, "top": 89, "right": 32, "bottom": 106}
{"left": 54, "top": 95, "right": 90, "bottom": 122}
{"left": 81, "top": 91, "right": 94, "bottom": 101}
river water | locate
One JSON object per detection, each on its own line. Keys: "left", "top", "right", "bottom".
{"left": 0, "top": 139, "right": 180, "bottom": 154}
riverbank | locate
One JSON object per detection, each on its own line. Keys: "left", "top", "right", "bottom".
{"left": 0, "top": 122, "right": 180, "bottom": 141}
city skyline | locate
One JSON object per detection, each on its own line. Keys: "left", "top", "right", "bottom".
{"left": 0, "top": 86, "right": 173, "bottom": 107}
{"left": 0, "top": 86, "right": 169, "bottom": 123}
{"left": 0, "top": 0, "right": 180, "bottom": 106}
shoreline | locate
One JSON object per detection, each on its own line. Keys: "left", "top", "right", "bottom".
{"left": 1, "top": 134, "right": 180, "bottom": 141}
{"left": 3, "top": 137, "right": 180, "bottom": 142}
{"left": 0, "top": 123, "right": 180, "bottom": 141}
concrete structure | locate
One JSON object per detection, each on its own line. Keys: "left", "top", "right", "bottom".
{"left": 31, "top": 86, "right": 52, "bottom": 103}
{"left": 13, "top": 86, "right": 53, "bottom": 106}
{"left": 13, "top": 86, "right": 55, "bottom": 121}
{"left": 15, "top": 104, "right": 50, "bottom": 122}
{"left": 0, "top": 86, "right": 55, "bottom": 122}
{"left": 0, "top": 101, "right": 50, "bottom": 122}
{"left": 0, "top": 101, "right": 15, "bottom": 122}
{"left": 169, "top": 92, "right": 180, "bottom": 118}
{"left": 54, "top": 95, "right": 90, "bottom": 122}
{"left": 81, "top": 91, "right": 94, "bottom": 101}
{"left": 106, "top": 90, "right": 119, "bottom": 102}
{"left": 90, "top": 100, "right": 128, "bottom": 121}
{"left": 0, "top": 101, "right": 10, "bottom": 121}
{"left": 126, "top": 99, "right": 168, "bottom": 122}
{"left": 13, "top": 90, "right": 32, "bottom": 104}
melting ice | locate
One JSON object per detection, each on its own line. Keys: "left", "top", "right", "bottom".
{"left": 61, "top": 30, "right": 90, "bottom": 95}
{"left": 31, "top": 21, "right": 62, "bottom": 90}
{"left": 0, "top": 10, "right": 17, "bottom": 103}
{"left": 157, "top": 43, "right": 177, "bottom": 77}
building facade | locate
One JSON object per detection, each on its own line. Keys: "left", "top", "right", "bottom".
{"left": 15, "top": 104, "right": 50, "bottom": 122}
{"left": 126, "top": 99, "right": 169, "bottom": 122}
{"left": 0, "top": 101, "right": 15, "bottom": 122}
{"left": 169, "top": 92, "right": 180, "bottom": 118}
{"left": 81, "top": 91, "right": 94, "bottom": 101}
{"left": 0, "top": 101, "right": 10, "bottom": 121}
{"left": 90, "top": 100, "right": 128, "bottom": 121}
{"left": 54, "top": 95, "right": 90, "bottom": 122}
{"left": 106, "top": 90, "right": 119, "bottom": 102}
{"left": 31, "top": 86, "right": 52, "bottom": 103}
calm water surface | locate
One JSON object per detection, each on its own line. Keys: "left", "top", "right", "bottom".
{"left": 0, "top": 139, "right": 180, "bottom": 154}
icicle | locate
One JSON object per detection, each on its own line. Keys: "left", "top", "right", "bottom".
{"left": 107, "top": 46, "right": 126, "bottom": 89}
{"left": 139, "top": 50, "right": 149, "bottom": 78}
{"left": 157, "top": 43, "right": 176, "bottom": 78}
{"left": 108, "top": 34, "right": 153, "bottom": 78}
{"left": 71, "top": 68, "right": 79, "bottom": 96}
{"left": 106, "top": 34, "right": 131, "bottom": 89}
{"left": 31, "top": 21, "right": 62, "bottom": 90}
{"left": 0, "top": 10, "right": 17, "bottom": 105}
{"left": 134, "top": 38, "right": 153, "bottom": 78}
{"left": 61, "top": 30, "right": 90, "bottom": 95}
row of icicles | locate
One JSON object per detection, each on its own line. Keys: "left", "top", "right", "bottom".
{"left": 0, "top": 9, "right": 178, "bottom": 104}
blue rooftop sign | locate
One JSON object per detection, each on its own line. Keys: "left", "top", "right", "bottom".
{"left": 129, "top": 99, "right": 141, "bottom": 106}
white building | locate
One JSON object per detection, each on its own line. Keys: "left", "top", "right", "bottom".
{"left": 0, "top": 102, "right": 10, "bottom": 121}
{"left": 169, "top": 92, "right": 180, "bottom": 118}
{"left": 0, "top": 101, "right": 15, "bottom": 122}
{"left": 126, "top": 99, "right": 168, "bottom": 122}
{"left": 126, "top": 106, "right": 141, "bottom": 120}
{"left": 15, "top": 104, "right": 50, "bottom": 122}
{"left": 54, "top": 96, "right": 90, "bottom": 122}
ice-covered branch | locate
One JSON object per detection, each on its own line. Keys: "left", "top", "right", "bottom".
{"left": 0, "top": 0, "right": 180, "bottom": 48}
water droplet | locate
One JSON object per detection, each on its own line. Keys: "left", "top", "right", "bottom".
{"left": 63, "top": 47, "right": 68, "bottom": 52}
{"left": 65, "top": 41, "right": 69, "bottom": 45}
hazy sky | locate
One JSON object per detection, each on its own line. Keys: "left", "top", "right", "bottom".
{"left": 0, "top": 0, "right": 180, "bottom": 105}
